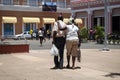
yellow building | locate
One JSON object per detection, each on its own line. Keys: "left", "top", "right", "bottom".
{"left": 0, "top": 0, "right": 71, "bottom": 38}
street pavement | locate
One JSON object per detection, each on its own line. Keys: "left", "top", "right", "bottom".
{"left": 3, "top": 39, "right": 120, "bottom": 50}
{"left": 0, "top": 39, "right": 120, "bottom": 80}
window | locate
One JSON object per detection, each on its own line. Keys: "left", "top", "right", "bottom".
{"left": 29, "top": 0, "right": 38, "bottom": 7}
{"left": 13, "top": 0, "right": 19, "bottom": 5}
{"left": 2, "top": 0, "right": 12, "bottom": 5}
{"left": 23, "top": 0, "right": 27, "bottom": 5}
{"left": 44, "top": 0, "right": 51, "bottom": 2}
{"left": 4, "top": 23, "right": 14, "bottom": 37}
{"left": 24, "top": 23, "right": 37, "bottom": 31}
{"left": 59, "top": 2, "right": 65, "bottom": 8}
{"left": 42, "top": 2, "right": 57, "bottom": 11}
{"left": 57, "top": 0, "right": 65, "bottom": 8}
{"left": 38, "top": 0, "right": 42, "bottom": 6}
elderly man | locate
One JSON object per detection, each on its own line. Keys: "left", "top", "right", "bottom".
{"left": 51, "top": 14, "right": 67, "bottom": 69}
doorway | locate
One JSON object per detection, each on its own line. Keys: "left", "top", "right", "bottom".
{"left": 44, "top": 24, "right": 52, "bottom": 39}
{"left": 112, "top": 16, "right": 120, "bottom": 34}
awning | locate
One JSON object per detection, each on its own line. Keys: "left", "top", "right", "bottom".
{"left": 63, "top": 18, "right": 69, "bottom": 23}
{"left": 76, "top": 12, "right": 87, "bottom": 17}
{"left": 23, "top": 17, "right": 40, "bottom": 23}
{"left": 75, "top": 18, "right": 82, "bottom": 24}
{"left": 2, "top": 17, "right": 17, "bottom": 23}
{"left": 93, "top": 10, "right": 104, "bottom": 17}
{"left": 43, "top": 18, "right": 55, "bottom": 23}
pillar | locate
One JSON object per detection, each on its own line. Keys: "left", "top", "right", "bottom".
{"left": 108, "top": 8, "right": 112, "bottom": 34}
{"left": 97, "top": 17, "right": 100, "bottom": 26}
{"left": 85, "top": 17, "right": 87, "bottom": 28}
{"left": 87, "top": 10, "right": 92, "bottom": 29}
{"left": 0, "top": 16, "right": 2, "bottom": 36}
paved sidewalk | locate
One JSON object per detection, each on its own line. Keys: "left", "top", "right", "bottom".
{"left": 0, "top": 49, "right": 120, "bottom": 80}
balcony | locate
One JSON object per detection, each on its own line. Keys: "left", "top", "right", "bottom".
{"left": 71, "top": 0, "right": 120, "bottom": 9}
{"left": 0, "top": 2, "right": 71, "bottom": 13}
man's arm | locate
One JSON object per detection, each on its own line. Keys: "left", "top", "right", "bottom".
{"left": 77, "top": 30, "right": 81, "bottom": 47}
{"left": 52, "top": 31, "right": 57, "bottom": 44}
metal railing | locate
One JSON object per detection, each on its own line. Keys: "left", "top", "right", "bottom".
{"left": 71, "top": 0, "right": 120, "bottom": 8}
{"left": 0, "top": 1, "right": 71, "bottom": 9}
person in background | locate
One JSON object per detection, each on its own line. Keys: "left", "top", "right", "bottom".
{"left": 51, "top": 14, "right": 67, "bottom": 69}
{"left": 89, "top": 28, "right": 93, "bottom": 41}
{"left": 38, "top": 28, "right": 44, "bottom": 46}
{"left": 47, "top": 29, "right": 51, "bottom": 40}
{"left": 29, "top": 28, "right": 33, "bottom": 40}
{"left": 42, "top": 27, "right": 46, "bottom": 42}
{"left": 65, "top": 18, "right": 81, "bottom": 69}
{"left": 35, "top": 29, "right": 39, "bottom": 40}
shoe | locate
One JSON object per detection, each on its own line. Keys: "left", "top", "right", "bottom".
{"left": 50, "top": 66, "right": 59, "bottom": 69}
{"left": 59, "top": 67, "right": 63, "bottom": 69}
{"left": 71, "top": 66, "right": 76, "bottom": 70}
{"left": 65, "top": 65, "right": 70, "bottom": 69}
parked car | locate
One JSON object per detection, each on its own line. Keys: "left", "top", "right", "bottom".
{"left": 14, "top": 31, "right": 36, "bottom": 40}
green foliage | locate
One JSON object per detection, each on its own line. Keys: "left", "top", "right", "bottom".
{"left": 94, "top": 26, "right": 104, "bottom": 39}
{"left": 80, "top": 27, "right": 88, "bottom": 39}
{"left": 94, "top": 26, "right": 104, "bottom": 44}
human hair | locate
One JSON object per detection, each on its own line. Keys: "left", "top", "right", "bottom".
{"left": 72, "top": 19, "right": 74, "bottom": 23}
{"left": 58, "top": 15, "right": 63, "bottom": 21}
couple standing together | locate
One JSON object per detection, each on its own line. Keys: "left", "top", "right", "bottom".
{"left": 51, "top": 14, "right": 81, "bottom": 69}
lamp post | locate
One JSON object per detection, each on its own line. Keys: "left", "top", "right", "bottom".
{"left": 102, "top": 0, "right": 110, "bottom": 51}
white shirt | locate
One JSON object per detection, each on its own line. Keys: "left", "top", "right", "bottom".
{"left": 52, "top": 20, "right": 66, "bottom": 36}
{"left": 66, "top": 24, "right": 79, "bottom": 40}
{"left": 38, "top": 30, "right": 44, "bottom": 37}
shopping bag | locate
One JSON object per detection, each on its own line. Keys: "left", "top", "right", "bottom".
{"left": 50, "top": 44, "right": 59, "bottom": 56}
{"left": 77, "top": 48, "right": 81, "bottom": 62}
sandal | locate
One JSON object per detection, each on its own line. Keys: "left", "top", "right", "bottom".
{"left": 72, "top": 66, "right": 76, "bottom": 70}
{"left": 66, "top": 65, "right": 70, "bottom": 69}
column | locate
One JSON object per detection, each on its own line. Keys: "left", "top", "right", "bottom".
{"left": 0, "top": 16, "right": 2, "bottom": 37}
{"left": 97, "top": 17, "right": 100, "bottom": 26}
{"left": 108, "top": 8, "right": 112, "bottom": 33}
{"left": 16, "top": 17, "right": 22, "bottom": 33}
{"left": 57, "top": 0, "right": 59, "bottom": 7}
{"left": 87, "top": 10, "right": 92, "bottom": 29}
{"left": 64, "top": 0, "right": 66, "bottom": 8}
{"left": 85, "top": 17, "right": 87, "bottom": 28}
{"left": 19, "top": 0, "right": 23, "bottom": 5}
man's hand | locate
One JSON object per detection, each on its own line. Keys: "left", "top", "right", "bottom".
{"left": 78, "top": 43, "right": 81, "bottom": 47}
{"left": 52, "top": 41, "right": 54, "bottom": 44}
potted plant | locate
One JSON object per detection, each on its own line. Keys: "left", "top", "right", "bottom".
{"left": 95, "top": 26, "right": 104, "bottom": 44}
{"left": 107, "top": 33, "right": 112, "bottom": 44}
{"left": 80, "top": 27, "right": 88, "bottom": 43}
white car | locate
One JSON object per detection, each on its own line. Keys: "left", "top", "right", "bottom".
{"left": 14, "top": 31, "right": 36, "bottom": 40}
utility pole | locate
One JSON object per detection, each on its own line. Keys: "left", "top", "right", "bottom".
{"left": 102, "top": 0, "right": 110, "bottom": 51}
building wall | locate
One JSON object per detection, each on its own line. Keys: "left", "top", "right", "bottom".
{"left": 0, "top": 16, "right": 2, "bottom": 35}
{"left": 71, "top": 0, "right": 120, "bottom": 34}
{"left": 0, "top": 0, "right": 71, "bottom": 37}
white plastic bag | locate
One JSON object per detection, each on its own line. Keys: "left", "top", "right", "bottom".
{"left": 50, "top": 44, "right": 59, "bottom": 56}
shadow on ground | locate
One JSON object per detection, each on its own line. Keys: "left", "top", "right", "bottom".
{"left": 104, "top": 72, "right": 120, "bottom": 78}
{"left": 50, "top": 66, "right": 81, "bottom": 70}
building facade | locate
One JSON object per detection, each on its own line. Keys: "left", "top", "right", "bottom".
{"left": 71, "top": 0, "right": 120, "bottom": 34}
{"left": 0, "top": 0, "right": 71, "bottom": 38}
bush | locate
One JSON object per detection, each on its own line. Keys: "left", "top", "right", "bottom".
{"left": 80, "top": 27, "right": 88, "bottom": 43}
{"left": 80, "top": 27, "right": 88, "bottom": 39}
{"left": 95, "top": 26, "right": 104, "bottom": 39}
{"left": 94, "top": 26, "right": 104, "bottom": 44}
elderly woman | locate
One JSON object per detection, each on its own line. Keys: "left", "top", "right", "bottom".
{"left": 66, "top": 18, "right": 81, "bottom": 69}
